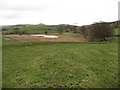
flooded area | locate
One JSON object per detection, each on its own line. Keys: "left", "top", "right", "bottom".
{"left": 31, "top": 35, "right": 59, "bottom": 38}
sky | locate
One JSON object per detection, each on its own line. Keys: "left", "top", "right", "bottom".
{"left": 0, "top": 0, "right": 119, "bottom": 26}
{"left": 118, "top": 1, "right": 120, "bottom": 20}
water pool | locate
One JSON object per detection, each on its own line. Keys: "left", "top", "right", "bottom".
{"left": 31, "top": 35, "right": 59, "bottom": 38}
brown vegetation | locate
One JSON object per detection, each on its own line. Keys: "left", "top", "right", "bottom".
{"left": 3, "top": 34, "right": 87, "bottom": 42}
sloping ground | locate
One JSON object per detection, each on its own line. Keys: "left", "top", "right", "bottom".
{"left": 3, "top": 34, "right": 87, "bottom": 42}
{"left": 2, "top": 40, "right": 118, "bottom": 88}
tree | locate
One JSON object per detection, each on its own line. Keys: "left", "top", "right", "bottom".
{"left": 58, "top": 25, "right": 63, "bottom": 35}
{"left": 19, "top": 30, "right": 28, "bottom": 35}
{"left": 89, "top": 22, "right": 114, "bottom": 41}
{"left": 72, "top": 26, "right": 78, "bottom": 33}
{"left": 45, "top": 31, "right": 48, "bottom": 35}
{"left": 2, "top": 28, "right": 8, "bottom": 31}
{"left": 79, "top": 25, "right": 90, "bottom": 38}
{"left": 13, "top": 28, "right": 20, "bottom": 34}
{"left": 79, "top": 26, "right": 86, "bottom": 35}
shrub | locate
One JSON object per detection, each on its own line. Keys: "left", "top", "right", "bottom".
{"left": 72, "top": 26, "right": 78, "bottom": 33}
{"left": 58, "top": 25, "right": 63, "bottom": 35}
{"left": 89, "top": 22, "right": 114, "bottom": 41}
{"left": 45, "top": 31, "right": 48, "bottom": 35}
{"left": 19, "top": 30, "right": 28, "bottom": 35}
{"left": 79, "top": 25, "right": 91, "bottom": 38}
{"left": 79, "top": 26, "right": 86, "bottom": 35}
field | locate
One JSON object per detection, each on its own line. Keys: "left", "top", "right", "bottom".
{"left": 2, "top": 25, "right": 119, "bottom": 88}
{"left": 2, "top": 26, "right": 58, "bottom": 34}
{"left": 3, "top": 34, "right": 86, "bottom": 42}
{"left": 2, "top": 36, "right": 118, "bottom": 88}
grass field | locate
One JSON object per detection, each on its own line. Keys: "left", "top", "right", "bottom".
{"left": 114, "top": 28, "right": 120, "bottom": 35}
{"left": 21, "top": 26, "right": 58, "bottom": 34}
{"left": 2, "top": 26, "right": 58, "bottom": 34}
{"left": 2, "top": 37, "right": 118, "bottom": 88}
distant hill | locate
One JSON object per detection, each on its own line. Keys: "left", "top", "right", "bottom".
{"left": 1, "top": 21, "right": 120, "bottom": 35}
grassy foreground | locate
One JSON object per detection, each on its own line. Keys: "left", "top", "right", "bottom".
{"left": 2, "top": 38, "right": 118, "bottom": 88}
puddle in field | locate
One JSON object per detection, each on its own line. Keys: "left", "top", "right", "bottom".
{"left": 31, "top": 35, "right": 59, "bottom": 38}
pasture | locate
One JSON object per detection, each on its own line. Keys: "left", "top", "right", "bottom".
{"left": 2, "top": 24, "right": 119, "bottom": 88}
{"left": 2, "top": 26, "right": 58, "bottom": 34}
{"left": 2, "top": 36, "right": 118, "bottom": 88}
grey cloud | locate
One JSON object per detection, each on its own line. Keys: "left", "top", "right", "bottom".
{"left": 0, "top": 11, "right": 22, "bottom": 19}
{"left": 1, "top": 14, "right": 20, "bottom": 19}
{"left": 0, "top": 6, "right": 47, "bottom": 12}
{"left": 0, "top": 0, "right": 47, "bottom": 20}
{"left": 0, "top": 0, "right": 48, "bottom": 12}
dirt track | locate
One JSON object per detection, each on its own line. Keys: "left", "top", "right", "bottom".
{"left": 3, "top": 34, "right": 87, "bottom": 42}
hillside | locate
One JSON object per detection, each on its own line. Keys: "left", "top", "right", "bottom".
{"left": 1, "top": 21, "right": 120, "bottom": 36}
{"left": 2, "top": 25, "right": 58, "bottom": 34}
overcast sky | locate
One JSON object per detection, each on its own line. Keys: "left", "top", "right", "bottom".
{"left": 0, "top": 0, "right": 119, "bottom": 26}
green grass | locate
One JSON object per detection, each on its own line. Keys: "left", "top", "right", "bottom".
{"left": 21, "top": 26, "right": 58, "bottom": 34}
{"left": 1, "top": 25, "right": 83, "bottom": 36}
{"left": 2, "top": 37, "right": 118, "bottom": 88}
{"left": 114, "top": 28, "right": 120, "bottom": 35}
{"left": 62, "top": 33, "right": 80, "bottom": 36}
{"left": 2, "top": 26, "right": 58, "bottom": 34}
{"left": 2, "top": 25, "right": 120, "bottom": 36}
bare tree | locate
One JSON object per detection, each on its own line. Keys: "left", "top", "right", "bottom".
{"left": 89, "top": 22, "right": 114, "bottom": 41}
{"left": 58, "top": 25, "right": 63, "bottom": 35}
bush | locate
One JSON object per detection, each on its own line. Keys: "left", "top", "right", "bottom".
{"left": 89, "top": 22, "right": 114, "bottom": 41}
{"left": 58, "top": 25, "right": 63, "bottom": 35}
{"left": 45, "top": 31, "right": 48, "bottom": 35}
{"left": 72, "top": 26, "right": 78, "bottom": 33}
{"left": 19, "top": 30, "right": 28, "bottom": 35}
{"left": 79, "top": 26, "right": 87, "bottom": 36}
{"left": 2, "top": 28, "right": 8, "bottom": 31}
